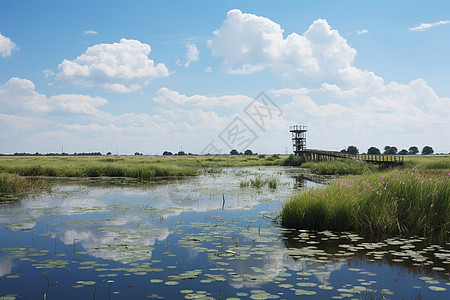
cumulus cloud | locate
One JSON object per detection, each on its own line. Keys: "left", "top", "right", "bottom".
{"left": 0, "top": 32, "right": 18, "bottom": 57}
{"left": 409, "top": 20, "right": 450, "bottom": 31}
{"left": 275, "top": 77, "right": 450, "bottom": 151}
{"left": 356, "top": 29, "right": 369, "bottom": 35}
{"left": 185, "top": 42, "right": 199, "bottom": 67}
{"left": 0, "top": 77, "right": 107, "bottom": 114}
{"left": 207, "top": 9, "right": 356, "bottom": 82}
{"left": 54, "top": 38, "right": 169, "bottom": 93}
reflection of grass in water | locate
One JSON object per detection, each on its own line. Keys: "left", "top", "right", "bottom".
{"left": 282, "top": 169, "right": 450, "bottom": 244}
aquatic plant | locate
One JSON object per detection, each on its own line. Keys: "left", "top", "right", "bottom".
{"left": 250, "top": 177, "right": 264, "bottom": 188}
{"left": 282, "top": 169, "right": 450, "bottom": 243}
{"left": 267, "top": 178, "right": 277, "bottom": 189}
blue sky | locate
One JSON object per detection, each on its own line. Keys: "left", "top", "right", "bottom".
{"left": 1, "top": 0, "right": 449, "bottom": 154}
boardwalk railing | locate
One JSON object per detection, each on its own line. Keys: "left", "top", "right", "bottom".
{"left": 299, "top": 149, "right": 404, "bottom": 166}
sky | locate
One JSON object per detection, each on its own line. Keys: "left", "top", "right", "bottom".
{"left": 1, "top": 0, "right": 449, "bottom": 155}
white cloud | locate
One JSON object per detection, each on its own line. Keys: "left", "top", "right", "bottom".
{"left": 204, "top": 66, "right": 213, "bottom": 73}
{"left": 41, "top": 69, "right": 55, "bottom": 78}
{"left": 153, "top": 87, "right": 250, "bottom": 109}
{"left": 0, "top": 77, "right": 107, "bottom": 114}
{"left": 54, "top": 38, "right": 169, "bottom": 93}
{"left": 84, "top": 30, "right": 98, "bottom": 35}
{"left": 409, "top": 20, "right": 450, "bottom": 31}
{"left": 184, "top": 42, "right": 199, "bottom": 67}
{"left": 0, "top": 32, "right": 18, "bottom": 57}
{"left": 276, "top": 76, "right": 450, "bottom": 152}
{"left": 356, "top": 29, "right": 368, "bottom": 35}
{"left": 207, "top": 10, "right": 355, "bottom": 82}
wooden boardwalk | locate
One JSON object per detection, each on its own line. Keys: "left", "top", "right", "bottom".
{"left": 299, "top": 149, "right": 404, "bottom": 167}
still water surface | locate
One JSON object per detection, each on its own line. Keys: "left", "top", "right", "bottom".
{"left": 0, "top": 167, "right": 448, "bottom": 299}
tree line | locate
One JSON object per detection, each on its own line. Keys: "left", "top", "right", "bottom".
{"left": 340, "top": 145, "right": 436, "bottom": 155}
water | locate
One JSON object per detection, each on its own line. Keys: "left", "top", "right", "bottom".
{"left": 0, "top": 167, "right": 448, "bottom": 299}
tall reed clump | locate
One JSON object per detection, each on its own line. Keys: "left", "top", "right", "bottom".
{"left": 282, "top": 169, "right": 450, "bottom": 243}
{"left": 0, "top": 173, "right": 46, "bottom": 194}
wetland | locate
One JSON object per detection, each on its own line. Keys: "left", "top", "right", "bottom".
{"left": 0, "top": 164, "right": 449, "bottom": 299}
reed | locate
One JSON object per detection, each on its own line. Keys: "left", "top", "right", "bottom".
{"left": 282, "top": 168, "right": 450, "bottom": 243}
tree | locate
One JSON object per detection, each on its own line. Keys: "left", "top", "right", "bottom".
{"left": 367, "top": 147, "right": 381, "bottom": 155}
{"left": 340, "top": 149, "right": 347, "bottom": 154}
{"left": 346, "top": 146, "right": 359, "bottom": 155}
{"left": 230, "top": 149, "right": 239, "bottom": 155}
{"left": 107, "top": 152, "right": 112, "bottom": 155}
{"left": 408, "top": 146, "right": 419, "bottom": 155}
{"left": 384, "top": 146, "right": 398, "bottom": 155}
{"left": 177, "top": 151, "right": 186, "bottom": 156}
{"left": 422, "top": 146, "right": 434, "bottom": 155}
{"left": 244, "top": 149, "right": 253, "bottom": 155}
{"left": 162, "top": 151, "right": 173, "bottom": 156}
{"left": 398, "top": 149, "right": 409, "bottom": 155}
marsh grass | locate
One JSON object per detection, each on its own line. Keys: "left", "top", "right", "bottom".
{"left": 404, "top": 155, "right": 450, "bottom": 175}
{"left": 267, "top": 178, "right": 278, "bottom": 189}
{"left": 240, "top": 177, "right": 279, "bottom": 189}
{"left": 302, "top": 159, "right": 378, "bottom": 175}
{"left": 282, "top": 169, "right": 450, "bottom": 243}
{"left": 250, "top": 176, "right": 265, "bottom": 188}
{"left": 0, "top": 155, "right": 287, "bottom": 192}
{"left": 0, "top": 173, "right": 47, "bottom": 194}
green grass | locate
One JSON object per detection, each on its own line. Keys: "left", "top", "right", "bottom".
{"left": 301, "top": 159, "right": 378, "bottom": 175}
{"left": 403, "top": 155, "right": 450, "bottom": 175}
{"left": 0, "top": 173, "right": 47, "bottom": 194}
{"left": 0, "top": 154, "right": 288, "bottom": 195}
{"left": 281, "top": 168, "right": 450, "bottom": 243}
{"left": 0, "top": 155, "right": 286, "bottom": 194}
{"left": 240, "top": 177, "right": 278, "bottom": 189}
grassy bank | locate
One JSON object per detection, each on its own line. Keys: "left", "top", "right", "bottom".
{"left": 281, "top": 169, "right": 450, "bottom": 243}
